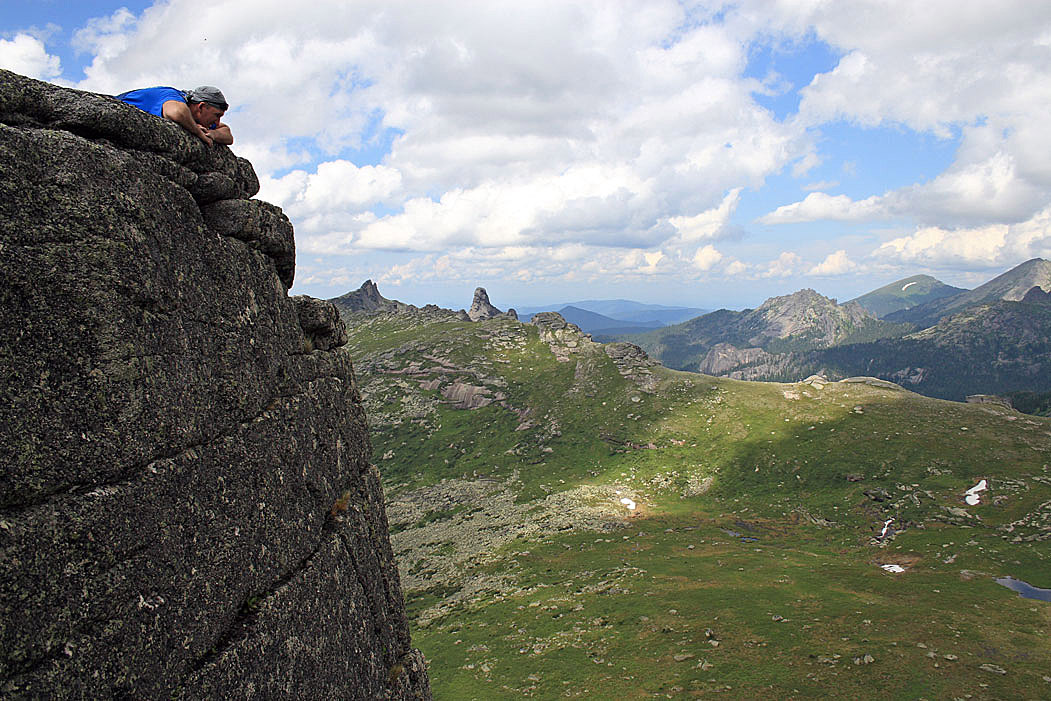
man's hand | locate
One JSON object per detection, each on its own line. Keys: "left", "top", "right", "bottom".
{"left": 204, "top": 122, "right": 233, "bottom": 146}
{"left": 195, "top": 123, "right": 214, "bottom": 146}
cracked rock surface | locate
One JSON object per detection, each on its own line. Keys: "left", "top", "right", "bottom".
{"left": 0, "top": 70, "right": 430, "bottom": 700}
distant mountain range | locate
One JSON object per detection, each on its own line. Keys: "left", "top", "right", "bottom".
{"left": 813, "top": 285, "right": 1051, "bottom": 399}
{"left": 329, "top": 258, "right": 1051, "bottom": 405}
{"left": 885, "top": 258, "right": 1051, "bottom": 327}
{"left": 608, "top": 288, "right": 911, "bottom": 378}
{"left": 516, "top": 299, "right": 709, "bottom": 334}
{"left": 604, "top": 258, "right": 1051, "bottom": 402}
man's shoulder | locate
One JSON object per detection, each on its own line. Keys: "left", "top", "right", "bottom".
{"left": 115, "top": 87, "right": 187, "bottom": 117}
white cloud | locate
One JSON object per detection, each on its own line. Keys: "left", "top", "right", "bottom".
{"left": 874, "top": 206, "right": 1051, "bottom": 269}
{"left": 758, "top": 192, "right": 882, "bottom": 224}
{"left": 725, "top": 260, "right": 749, "bottom": 276}
{"left": 783, "top": 1, "right": 1051, "bottom": 226}
{"left": 260, "top": 161, "right": 402, "bottom": 213}
{"left": 49, "top": 0, "right": 1051, "bottom": 299}
{"left": 692, "top": 245, "right": 723, "bottom": 271}
{"left": 668, "top": 189, "right": 741, "bottom": 244}
{"left": 809, "top": 250, "right": 857, "bottom": 276}
{"left": 761, "top": 134, "right": 1047, "bottom": 228}
{"left": 0, "top": 34, "right": 61, "bottom": 80}
{"left": 71, "top": 8, "right": 137, "bottom": 58}
{"left": 70, "top": 0, "right": 805, "bottom": 259}
{"left": 762, "top": 251, "right": 803, "bottom": 278}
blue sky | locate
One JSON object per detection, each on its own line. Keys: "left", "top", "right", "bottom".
{"left": 3, "top": 1, "right": 1050, "bottom": 311}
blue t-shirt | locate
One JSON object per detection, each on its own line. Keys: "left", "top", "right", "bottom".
{"left": 115, "top": 87, "right": 186, "bottom": 118}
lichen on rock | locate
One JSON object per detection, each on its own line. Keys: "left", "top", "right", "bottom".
{"left": 0, "top": 70, "right": 430, "bottom": 700}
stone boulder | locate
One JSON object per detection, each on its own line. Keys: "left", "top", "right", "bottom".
{"left": 0, "top": 70, "right": 430, "bottom": 700}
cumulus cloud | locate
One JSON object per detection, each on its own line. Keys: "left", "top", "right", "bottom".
{"left": 0, "top": 34, "right": 61, "bottom": 80}
{"left": 758, "top": 192, "right": 882, "bottom": 224}
{"left": 762, "top": 251, "right": 803, "bottom": 278}
{"left": 692, "top": 244, "right": 724, "bottom": 271}
{"left": 784, "top": 1, "right": 1051, "bottom": 227}
{"left": 71, "top": 8, "right": 137, "bottom": 58}
{"left": 668, "top": 189, "right": 742, "bottom": 244}
{"left": 762, "top": 127, "right": 1049, "bottom": 228}
{"left": 51, "top": 0, "right": 1051, "bottom": 297}
{"left": 70, "top": 0, "right": 805, "bottom": 258}
{"left": 725, "top": 260, "right": 749, "bottom": 276}
{"left": 260, "top": 161, "right": 403, "bottom": 214}
{"left": 809, "top": 250, "right": 857, "bottom": 276}
{"left": 874, "top": 206, "right": 1051, "bottom": 269}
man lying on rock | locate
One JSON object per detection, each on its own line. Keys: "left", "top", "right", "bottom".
{"left": 115, "top": 85, "right": 233, "bottom": 146}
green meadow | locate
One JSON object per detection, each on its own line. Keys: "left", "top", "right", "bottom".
{"left": 343, "top": 313, "right": 1051, "bottom": 699}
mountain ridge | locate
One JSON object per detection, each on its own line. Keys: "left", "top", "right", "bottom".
{"left": 619, "top": 287, "right": 910, "bottom": 375}
{"left": 849, "top": 274, "right": 965, "bottom": 317}
{"left": 886, "top": 257, "right": 1051, "bottom": 327}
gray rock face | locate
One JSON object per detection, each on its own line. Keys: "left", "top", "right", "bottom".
{"left": 699, "top": 343, "right": 776, "bottom": 376}
{"left": 467, "top": 287, "right": 502, "bottom": 321}
{"left": 0, "top": 70, "right": 430, "bottom": 700}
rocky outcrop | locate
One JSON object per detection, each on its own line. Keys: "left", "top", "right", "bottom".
{"left": 467, "top": 287, "right": 502, "bottom": 321}
{"left": 331, "top": 279, "right": 414, "bottom": 315}
{"left": 966, "top": 394, "right": 1013, "bottom": 408}
{"left": 0, "top": 70, "right": 429, "bottom": 699}
{"left": 530, "top": 312, "right": 593, "bottom": 362}
{"left": 603, "top": 342, "right": 660, "bottom": 392}
{"left": 699, "top": 343, "right": 775, "bottom": 376}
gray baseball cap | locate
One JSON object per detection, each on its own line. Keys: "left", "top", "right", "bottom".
{"left": 185, "top": 86, "right": 228, "bottom": 110}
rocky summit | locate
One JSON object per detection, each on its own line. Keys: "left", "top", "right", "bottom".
{"left": 0, "top": 70, "right": 430, "bottom": 699}
{"left": 467, "top": 287, "right": 503, "bottom": 321}
{"left": 331, "top": 279, "right": 414, "bottom": 315}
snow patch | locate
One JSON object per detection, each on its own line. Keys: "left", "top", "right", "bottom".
{"left": 880, "top": 564, "right": 906, "bottom": 573}
{"left": 964, "top": 479, "right": 988, "bottom": 506}
{"left": 878, "top": 518, "right": 893, "bottom": 538}
{"left": 619, "top": 497, "right": 637, "bottom": 511}
{"left": 901, "top": 281, "right": 918, "bottom": 292}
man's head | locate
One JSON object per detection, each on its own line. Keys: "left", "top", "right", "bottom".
{"left": 185, "top": 86, "right": 228, "bottom": 126}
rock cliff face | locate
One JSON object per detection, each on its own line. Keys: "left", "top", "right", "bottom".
{"left": 0, "top": 70, "right": 430, "bottom": 699}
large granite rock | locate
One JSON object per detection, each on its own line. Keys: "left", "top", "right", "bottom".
{"left": 467, "top": 287, "right": 502, "bottom": 321}
{"left": 0, "top": 70, "right": 430, "bottom": 699}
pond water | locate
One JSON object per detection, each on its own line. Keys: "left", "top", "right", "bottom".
{"left": 719, "top": 528, "right": 758, "bottom": 542}
{"left": 995, "top": 577, "right": 1051, "bottom": 602}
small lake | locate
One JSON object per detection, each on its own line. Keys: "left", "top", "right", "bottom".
{"left": 995, "top": 577, "right": 1051, "bottom": 602}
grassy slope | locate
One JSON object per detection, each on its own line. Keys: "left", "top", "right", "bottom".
{"left": 343, "top": 313, "right": 1051, "bottom": 700}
